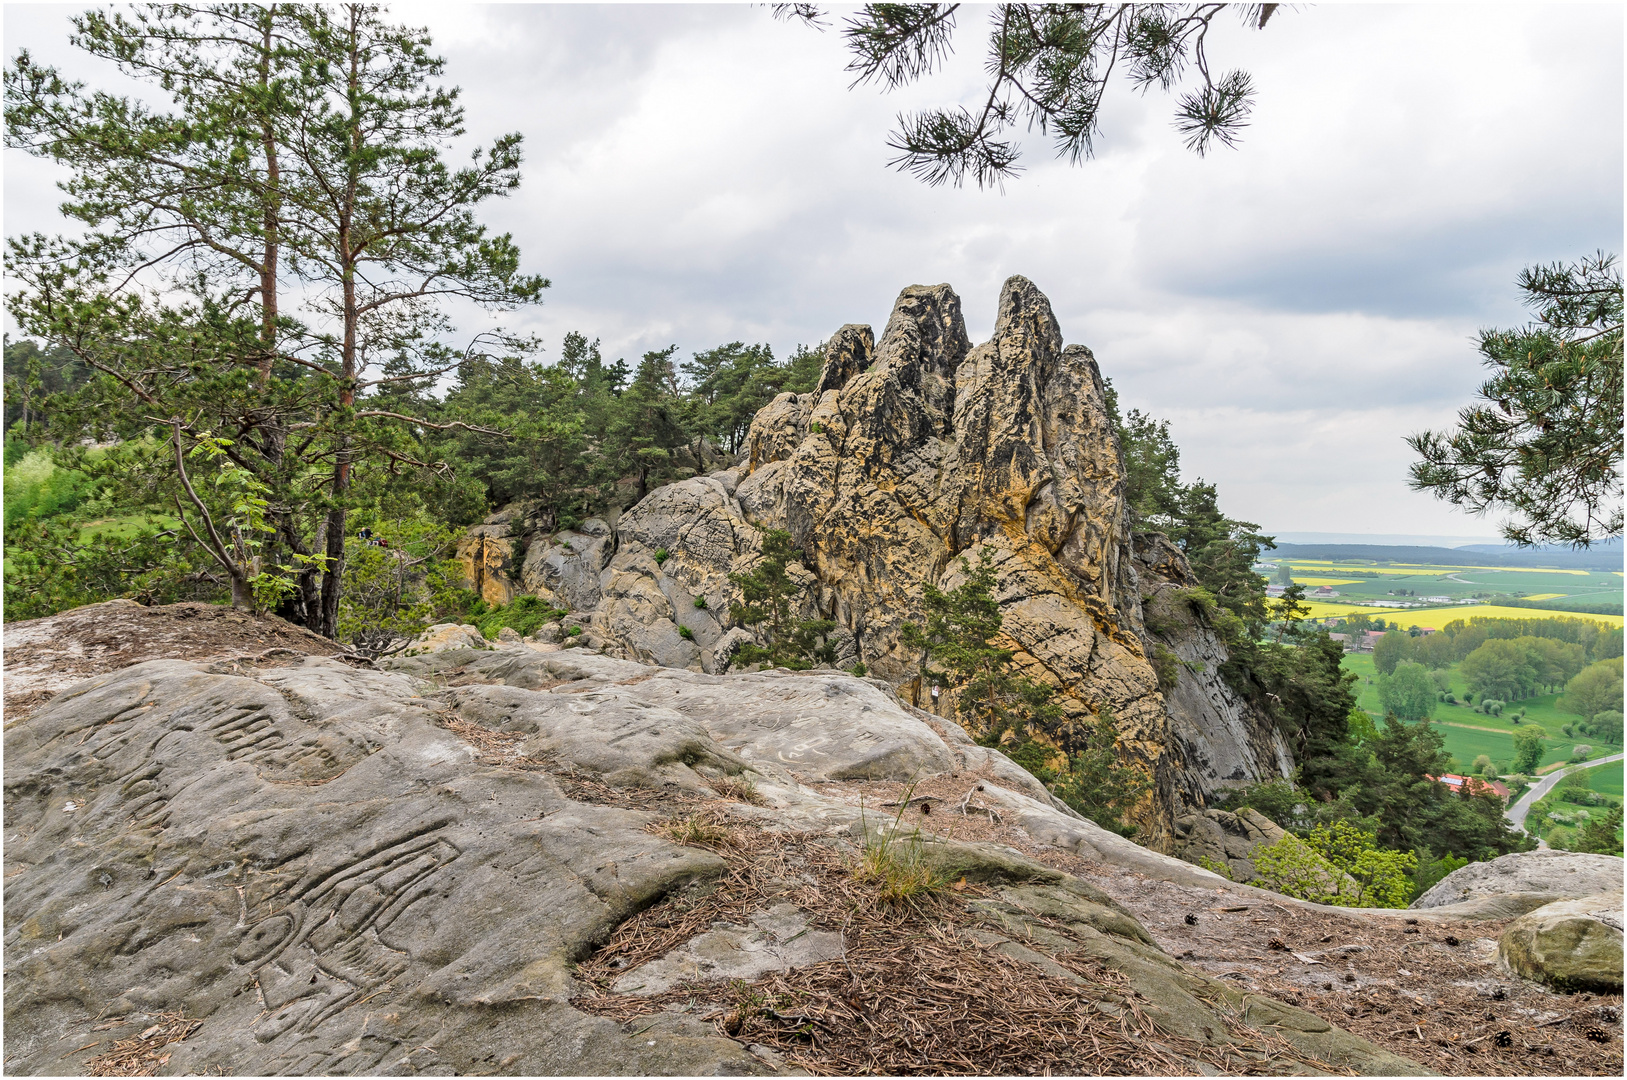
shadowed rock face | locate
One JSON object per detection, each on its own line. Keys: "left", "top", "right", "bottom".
{"left": 585, "top": 278, "right": 1289, "bottom": 839}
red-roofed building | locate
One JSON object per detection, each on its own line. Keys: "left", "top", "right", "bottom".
{"left": 1429, "top": 773, "right": 1511, "bottom": 801}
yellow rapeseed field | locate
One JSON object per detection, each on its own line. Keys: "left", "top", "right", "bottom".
{"left": 1289, "top": 600, "right": 1622, "bottom": 629}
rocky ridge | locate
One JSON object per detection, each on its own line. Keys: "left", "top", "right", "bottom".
{"left": 472, "top": 278, "right": 1291, "bottom": 839}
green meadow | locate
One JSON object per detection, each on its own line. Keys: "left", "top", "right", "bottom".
{"left": 1342, "top": 651, "right": 1610, "bottom": 774}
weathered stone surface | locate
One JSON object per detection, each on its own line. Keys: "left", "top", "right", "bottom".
{"left": 577, "top": 278, "right": 1286, "bottom": 840}
{"left": 403, "top": 621, "right": 489, "bottom": 655}
{"left": 4, "top": 627, "right": 1428, "bottom": 1076}
{"left": 456, "top": 518, "right": 521, "bottom": 607}
{"left": 1, "top": 657, "right": 763, "bottom": 1076}
{"left": 1498, "top": 892, "right": 1625, "bottom": 993}
{"left": 519, "top": 517, "right": 617, "bottom": 612}
{"left": 611, "top": 904, "right": 844, "bottom": 995}
{"left": 1412, "top": 850, "right": 1627, "bottom": 910}
{"left": 1171, "top": 807, "right": 1288, "bottom": 883}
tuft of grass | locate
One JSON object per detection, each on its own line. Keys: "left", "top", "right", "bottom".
{"left": 712, "top": 775, "right": 765, "bottom": 805}
{"left": 853, "top": 782, "right": 948, "bottom": 903}
{"left": 655, "top": 814, "right": 731, "bottom": 848}
{"left": 679, "top": 625, "right": 694, "bottom": 640}
{"left": 654, "top": 547, "right": 670, "bottom": 566}
{"left": 694, "top": 595, "right": 708, "bottom": 609}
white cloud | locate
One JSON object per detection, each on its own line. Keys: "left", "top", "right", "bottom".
{"left": 4, "top": 2, "right": 1620, "bottom": 536}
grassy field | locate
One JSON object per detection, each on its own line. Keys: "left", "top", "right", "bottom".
{"left": 1269, "top": 557, "right": 1623, "bottom": 629}
{"left": 1585, "top": 760, "right": 1625, "bottom": 798}
{"left": 1341, "top": 651, "right": 1614, "bottom": 773}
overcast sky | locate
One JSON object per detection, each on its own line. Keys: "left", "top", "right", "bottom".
{"left": 4, "top": 2, "right": 1622, "bottom": 543}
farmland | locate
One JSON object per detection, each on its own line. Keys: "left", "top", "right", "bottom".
{"left": 1270, "top": 555, "right": 1623, "bottom": 628}
{"left": 1341, "top": 650, "right": 1620, "bottom": 774}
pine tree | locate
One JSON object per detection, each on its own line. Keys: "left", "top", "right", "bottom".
{"left": 5, "top": 4, "right": 547, "bottom": 632}
{"left": 728, "top": 529, "right": 835, "bottom": 670}
{"left": 1409, "top": 253, "right": 1622, "bottom": 548}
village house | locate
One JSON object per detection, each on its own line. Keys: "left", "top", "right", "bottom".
{"left": 1429, "top": 773, "right": 1512, "bottom": 802}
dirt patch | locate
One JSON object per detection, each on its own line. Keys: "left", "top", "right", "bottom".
{"left": 3, "top": 600, "right": 349, "bottom": 721}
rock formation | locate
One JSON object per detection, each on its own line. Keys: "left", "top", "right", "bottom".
{"left": 1498, "top": 892, "right": 1625, "bottom": 994}
{"left": 2, "top": 629, "right": 1424, "bottom": 1076}
{"left": 504, "top": 278, "right": 1288, "bottom": 840}
{"left": 1170, "top": 807, "right": 1289, "bottom": 883}
{"left": 1412, "top": 850, "right": 1627, "bottom": 916}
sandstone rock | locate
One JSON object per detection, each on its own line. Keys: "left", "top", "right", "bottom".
{"left": 456, "top": 518, "right": 520, "bottom": 607}
{"left": 1498, "top": 892, "right": 1625, "bottom": 993}
{"left": 611, "top": 903, "right": 844, "bottom": 995}
{"left": 1412, "top": 850, "right": 1626, "bottom": 910}
{"left": 1, "top": 657, "right": 761, "bottom": 1075}
{"left": 519, "top": 518, "right": 616, "bottom": 611}
{"left": 404, "top": 622, "right": 488, "bottom": 655}
{"left": 583, "top": 278, "right": 1286, "bottom": 839}
{"left": 1171, "top": 807, "right": 1287, "bottom": 883}
{"left": 2, "top": 632, "right": 1426, "bottom": 1075}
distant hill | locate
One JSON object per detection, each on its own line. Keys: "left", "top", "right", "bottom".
{"left": 1269, "top": 542, "right": 1623, "bottom": 571}
{"left": 1456, "top": 538, "right": 1621, "bottom": 557}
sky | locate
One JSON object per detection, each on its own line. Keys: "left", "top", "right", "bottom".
{"left": 3, "top": 2, "right": 1623, "bottom": 544}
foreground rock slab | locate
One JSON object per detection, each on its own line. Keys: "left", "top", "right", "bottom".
{"left": 1413, "top": 850, "right": 1627, "bottom": 919}
{"left": 3, "top": 642, "right": 1429, "bottom": 1076}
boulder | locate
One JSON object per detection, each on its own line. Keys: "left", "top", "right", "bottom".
{"left": 1498, "top": 892, "right": 1625, "bottom": 993}
{"left": 1412, "top": 850, "right": 1626, "bottom": 910}
{"left": 1170, "top": 807, "right": 1287, "bottom": 883}
{"left": 403, "top": 622, "right": 488, "bottom": 655}
{"left": 518, "top": 518, "right": 616, "bottom": 612}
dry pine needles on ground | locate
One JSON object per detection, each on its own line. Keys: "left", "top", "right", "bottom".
{"left": 572, "top": 816, "right": 1344, "bottom": 1076}
{"left": 83, "top": 1012, "right": 202, "bottom": 1077}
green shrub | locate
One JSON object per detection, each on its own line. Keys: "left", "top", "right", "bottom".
{"left": 1251, "top": 821, "right": 1417, "bottom": 908}
{"left": 1150, "top": 642, "right": 1180, "bottom": 692}
{"left": 679, "top": 625, "right": 694, "bottom": 640}
{"left": 654, "top": 547, "right": 670, "bottom": 566}
{"left": 693, "top": 595, "right": 708, "bottom": 608}
{"left": 474, "top": 595, "right": 568, "bottom": 640}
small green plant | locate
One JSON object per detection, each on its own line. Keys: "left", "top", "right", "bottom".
{"left": 854, "top": 784, "right": 948, "bottom": 903}
{"left": 679, "top": 625, "right": 694, "bottom": 640}
{"left": 848, "top": 661, "right": 868, "bottom": 677}
{"left": 567, "top": 625, "right": 583, "bottom": 636}
{"left": 1195, "top": 854, "right": 1231, "bottom": 880}
{"left": 693, "top": 595, "right": 708, "bottom": 609}
{"left": 654, "top": 547, "right": 670, "bottom": 566}
{"left": 810, "top": 420, "right": 823, "bottom": 434}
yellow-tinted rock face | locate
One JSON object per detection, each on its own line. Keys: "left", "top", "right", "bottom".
{"left": 457, "top": 525, "right": 518, "bottom": 608}
{"left": 576, "top": 278, "right": 1288, "bottom": 839}
{"left": 733, "top": 278, "right": 1185, "bottom": 836}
